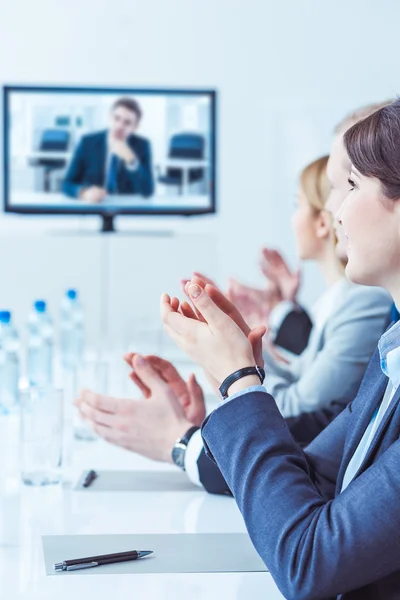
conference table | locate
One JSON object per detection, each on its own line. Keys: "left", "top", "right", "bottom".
{"left": 0, "top": 370, "right": 285, "bottom": 600}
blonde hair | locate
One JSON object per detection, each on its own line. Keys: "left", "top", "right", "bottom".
{"left": 300, "top": 155, "right": 345, "bottom": 266}
{"left": 299, "top": 155, "right": 330, "bottom": 213}
{"left": 334, "top": 100, "right": 394, "bottom": 135}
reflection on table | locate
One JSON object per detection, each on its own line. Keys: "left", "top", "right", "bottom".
{"left": 0, "top": 414, "right": 284, "bottom": 600}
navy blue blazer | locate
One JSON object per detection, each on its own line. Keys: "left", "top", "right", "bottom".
{"left": 202, "top": 343, "right": 400, "bottom": 599}
{"left": 197, "top": 396, "right": 349, "bottom": 495}
{"left": 196, "top": 308, "right": 349, "bottom": 495}
{"left": 62, "top": 131, "right": 154, "bottom": 198}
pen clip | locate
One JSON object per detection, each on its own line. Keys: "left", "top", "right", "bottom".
{"left": 66, "top": 562, "right": 99, "bottom": 571}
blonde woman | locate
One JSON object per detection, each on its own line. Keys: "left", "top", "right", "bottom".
{"left": 232, "top": 156, "right": 391, "bottom": 417}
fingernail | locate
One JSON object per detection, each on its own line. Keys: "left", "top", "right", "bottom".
{"left": 136, "top": 355, "right": 147, "bottom": 367}
{"left": 189, "top": 284, "right": 201, "bottom": 298}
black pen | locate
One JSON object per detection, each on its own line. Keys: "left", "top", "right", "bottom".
{"left": 54, "top": 550, "right": 153, "bottom": 571}
{"left": 81, "top": 469, "right": 98, "bottom": 488}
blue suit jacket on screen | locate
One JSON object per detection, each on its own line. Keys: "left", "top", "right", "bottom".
{"left": 202, "top": 342, "right": 400, "bottom": 600}
{"left": 62, "top": 130, "right": 154, "bottom": 198}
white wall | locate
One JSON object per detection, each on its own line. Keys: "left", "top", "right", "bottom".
{"left": 1, "top": 0, "right": 400, "bottom": 347}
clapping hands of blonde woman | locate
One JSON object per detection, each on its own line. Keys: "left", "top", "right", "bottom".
{"left": 161, "top": 282, "right": 266, "bottom": 395}
{"left": 227, "top": 278, "right": 281, "bottom": 328}
{"left": 260, "top": 247, "right": 301, "bottom": 303}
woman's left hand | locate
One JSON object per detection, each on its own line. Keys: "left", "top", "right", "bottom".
{"left": 161, "top": 283, "right": 266, "bottom": 388}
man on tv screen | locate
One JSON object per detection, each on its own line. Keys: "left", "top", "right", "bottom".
{"left": 62, "top": 97, "right": 154, "bottom": 202}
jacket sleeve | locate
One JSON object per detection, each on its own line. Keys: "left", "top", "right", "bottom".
{"left": 197, "top": 398, "right": 351, "bottom": 496}
{"left": 197, "top": 447, "right": 232, "bottom": 495}
{"left": 264, "top": 288, "right": 391, "bottom": 417}
{"left": 285, "top": 396, "right": 350, "bottom": 447}
{"left": 202, "top": 391, "right": 400, "bottom": 600}
{"left": 62, "top": 138, "right": 86, "bottom": 198}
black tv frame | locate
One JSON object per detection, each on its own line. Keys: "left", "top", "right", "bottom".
{"left": 3, "top": 85, "right": 217, "bottom": 232}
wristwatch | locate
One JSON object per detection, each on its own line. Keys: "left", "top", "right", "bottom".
{"left": 171, "top": 426, "right": 200, "bottom": 471}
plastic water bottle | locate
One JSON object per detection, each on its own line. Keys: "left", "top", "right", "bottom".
{"left": 60, "top": 290, "right": 84, "bottom": 369}
{"left": 0, "top": 311, "right": 20, "bottom": 413}
{"left": 27, "top": 301, "right": 54, "bottom": 386}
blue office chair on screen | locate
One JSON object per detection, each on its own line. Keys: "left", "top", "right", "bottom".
{"left": 157, "top": 133, "right": 205, "bottom": 194}
{"left": 31, "top": 129, "right": 70, "bottom": 192}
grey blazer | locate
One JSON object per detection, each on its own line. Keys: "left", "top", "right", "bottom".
{"left": 263, "top": 278, "right": 392, "bottom": 417}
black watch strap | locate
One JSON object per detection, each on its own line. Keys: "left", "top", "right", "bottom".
{"left": 219, "top": 366, "right": 265, "bottom": 400}
{"left": 179, "top": 425, "right": 201, "bottom": 446}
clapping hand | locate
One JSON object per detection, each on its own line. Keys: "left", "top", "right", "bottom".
{"left": 161, "top": 282, "right": 266, "bottom": 397}
{"left": 260, "top": 248, "right": 301, "bottom": 303}
{"left": 74, "top": 353, "right": 201, "bottom": 463}
{"left": 123, "top": 352, "right": 206, "bottom": 425}
{"left": 227, "top": 278, "right": 281, "bottom": 328}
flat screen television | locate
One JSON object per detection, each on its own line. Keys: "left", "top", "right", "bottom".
{"left": 3, "top": 85, "right": 217, "bottom": 231}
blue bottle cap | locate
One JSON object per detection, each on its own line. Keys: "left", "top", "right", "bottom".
{"left": 67, "top": 289, "right": 77, "bottom": 300}
{"left": 34, "top": 300, "right": 46, "bottom": 313}
{"left": 0, "top": 310, "right": 11, "bottom": 323}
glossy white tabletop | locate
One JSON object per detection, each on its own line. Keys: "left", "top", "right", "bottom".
{"left": 0, "top": 412, "right": 285, "bottom": 600}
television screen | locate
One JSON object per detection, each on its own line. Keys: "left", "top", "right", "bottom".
{"left": 3, "top": 86, "right": 216, "bottom": 221}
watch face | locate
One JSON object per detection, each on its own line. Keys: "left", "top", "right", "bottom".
{"left": 172, "top": 442, "right": 186, "bottom": 470}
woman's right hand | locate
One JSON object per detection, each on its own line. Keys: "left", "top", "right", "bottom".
{"left": 181, "top": 271, "right": 218, "bottom": 294}
{"left": 161, "top": 286, "right": 266, "bottom": 396}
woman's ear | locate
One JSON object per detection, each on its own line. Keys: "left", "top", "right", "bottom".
{"left": 394, "top": 201, "right": 400, "bottom": 242}
{"left": 315, "top": 210, "right": 332, "bottom": 240}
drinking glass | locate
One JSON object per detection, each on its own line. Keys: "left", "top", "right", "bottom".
{"left": 20, "top": 387, "right": 63, "bottom": 486}
{"left": 73, "top": 356, "right": 109, "bottom": 441}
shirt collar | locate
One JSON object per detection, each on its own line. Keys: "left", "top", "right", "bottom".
{"left": 378, "top": 319, "right": 400, "bottom": 390}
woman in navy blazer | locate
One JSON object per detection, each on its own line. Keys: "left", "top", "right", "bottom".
{"left": 161, "top": 98, "right": 400, "bottom": 599}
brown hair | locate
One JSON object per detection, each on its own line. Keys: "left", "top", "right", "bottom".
{"left": 343, "top": 98, "right": 400, "bottom": 201}
{"left": 300, "top": 155, "right": 330, "bottom": 212}
{"left": 112, "top": 97, "right": 142, "bottom": 121}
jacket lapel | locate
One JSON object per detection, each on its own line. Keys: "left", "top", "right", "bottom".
{"left": 352, "top": 384, "right": 400, "bottom": 479}
{"left": 335, "top": 357, "right": 388, "bottom": 494}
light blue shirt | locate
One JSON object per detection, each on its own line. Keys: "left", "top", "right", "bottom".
{"left": 220, "top": 384, "right": 267, "bottom": 406}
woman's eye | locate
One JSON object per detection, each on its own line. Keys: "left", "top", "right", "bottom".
{"left": 347, "top": 177, "right": 356, "bottom": 191}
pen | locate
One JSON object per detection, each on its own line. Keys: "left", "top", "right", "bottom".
{"left": 81, "top": 469, "right": 98, "bottom": 488}
{"left": 54, "top": 550, "right": 153, "bottom": 571}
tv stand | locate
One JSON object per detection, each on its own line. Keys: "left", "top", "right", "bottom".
{"left": 101, "top": 214, "right": 116, "bottom": 233}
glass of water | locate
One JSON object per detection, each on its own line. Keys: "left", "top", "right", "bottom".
{"left": 20, "top": 387, "right": 63, "bottom": 486}
{"left": 73, "top": 356, "right": 109, "bottom": 441}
